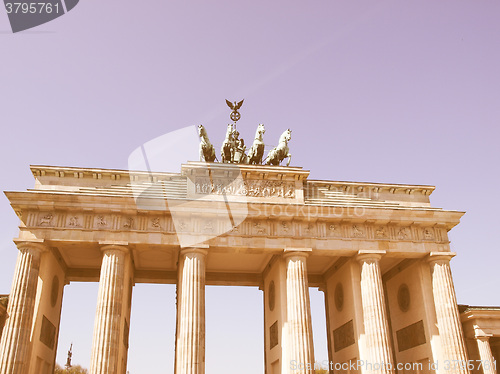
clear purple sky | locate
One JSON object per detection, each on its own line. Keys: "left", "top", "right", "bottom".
{"left": 1, "top": 1, "right": 499, "bottom": 374}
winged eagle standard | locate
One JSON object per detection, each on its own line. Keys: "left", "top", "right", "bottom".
{"left": 226, "top": 99, "right": 244, "bottom": 122}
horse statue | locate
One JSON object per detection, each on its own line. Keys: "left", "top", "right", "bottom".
{"left": 247, "top": 123, "right": 266, "bottom": 165}
{"left": 264, "top": 129, "right": 292, "bottom": 166}
{"left": 221, "top": 123, "right": 236, "bottom": 163}
{"left": 198, "top": 125, "right": 216, "bottom": 162}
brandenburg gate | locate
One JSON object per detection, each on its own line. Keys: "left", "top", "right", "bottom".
{"left": 0, "top": 159, "right": 481, "bottom": 374}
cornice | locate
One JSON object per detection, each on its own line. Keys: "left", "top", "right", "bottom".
{"left": 306, "top": 179, "right": 435, "bottom": 196}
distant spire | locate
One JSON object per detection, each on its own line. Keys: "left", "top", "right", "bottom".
{"left": 65, "top": 343, "right": 73, "bottom": 369}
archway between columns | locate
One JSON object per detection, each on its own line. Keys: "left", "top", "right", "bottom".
{"left": 127, "top": 284, "right": 176, "bottom": 374}
{"left": 205, "top": 286, "right": 263, "bottom": 374}
{"left": 310, "top": 287, "right": 328, "bottom": 371}
{"left": 56, "top": 282, "right": 98, "bottom": 369}
{"left": 56, "top": 283, "right": 178, "bottom": 374}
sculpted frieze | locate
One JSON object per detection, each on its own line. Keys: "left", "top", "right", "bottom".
{"left": 302, "top": 223, "right": 316, "bottom": 236}
{"left": 423, "top": 228, "right": 435, "bottom": 240}
{"left": 396, "top": 227, "right": 411, "bottom": 240}
{"left": 202, "top": 220, "right": 215, "bottom": 233}
{"left": 178, "top": 220, "right": 188, "bottom": 232}
{"left": 194, "top": 178, "right": 295, "bottom": 199}
{"left": 68, "top": 216, "right": 81, "bottom": 227}
{"left": 253, "top": 221, "right": 267, "bottom": 235}
{"left": 151, "top": 218, "right": 161, "bottom": 229}
{"left": 327, "top": 224, "right": 341, "bottom": 238}
{"left": 123, "top": 217, "right": 134, "bottom": 229}
{"left": 375, "top": 226, "right": 388, "bottom": 238}
{"left": 26, "top": 210, "right": 448, "bottom": 243}
{"left": 96, "top": 215, "right": 108, "bottom": 228}
{"left": 39, "top": 213, "right": 53, "bottom": 226}
{"left": 351, "top": 225, "right": 365, "bottom": 238}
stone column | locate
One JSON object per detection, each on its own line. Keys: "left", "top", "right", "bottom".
{"left": 89, "top": 245, "right": 128, "bottom": 374}
{"left": 476, "top": 335, "right": 496, "bottom": 374}
{"left": 427, "top": 252, "right": 469, "bottom": 374}
{"left": 0, "top": 242, "right": 46, "bottom": 374}
{"left": 175, "top": 248, "right": 207, "bottom": 374}
{"left": 357, "top": 250, "right": 394, "bottom": 374}
{"left": 0, "top": 296, "right": 8, "bottom": 341}
{"left": 284, "top": 249, "right": 314, "bottom": 374}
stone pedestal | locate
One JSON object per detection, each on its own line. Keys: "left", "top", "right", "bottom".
{"left": 476, "top": 336, "right": 496, "bottom": 374}
{"left": 89, "top": 245, "right": 129, "bottom": 374}
{"left": 0, "top": 242, "right": 46, "bottom": 374}
{"left": 428, "top": 252, "right": 469, "bottom": 374}
{"left": 175, "top": 248, "right": 207, "bottom": 374}
{"left": 357, "top": 250, "right": 394, "bottom": 374}
{"left": 284, "top": 250, "right": 314, "bottom": 374}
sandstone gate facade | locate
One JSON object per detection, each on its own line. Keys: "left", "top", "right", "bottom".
{"left": 0, "top": 162, "right": 487, "bottom": 374}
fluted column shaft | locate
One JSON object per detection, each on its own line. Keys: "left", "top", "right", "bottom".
{"left": 476, "top": 336, "right": 496, "bottom": 374}
{"left": 357, "top": 251, "right": 394, "bottom": 374}
{"left": 175, "top": 248, "right": 207, "bottom": 374}
{"left": 89, "top": 245, "right": 128, "bottom": 374}
{"left": 284, "top": 251, "right": 314, "bottom": 374}
{"left": 0, "top": 304, "right": 7, "bottom": 340}
{"left": 0, "top": 243, "right": 45, "bottom": 374}
{"left": 428, "top": 253, "right": 469, "bottom": 374}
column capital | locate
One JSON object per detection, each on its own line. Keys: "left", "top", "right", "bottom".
{"left": 476, "top": 335, "right": 493, "bottom": 341}
{"left": 180, "top": 246, "right": 208, "bottom": 257}
{"left": 99, "top": 240, "right": 128, "bottom": 246}
{"left": 356, "top": 249, "right": 386, "bottom": 263}
{"left": 427, "top": 252, "right": 456, "bottom": 264}
{"left": 14, "top": 239, "right": 48, "bottom": 254}
{"left": 100, "top": 242, "right": 129, "bottom": 254}
{"left": 284, "top": 247, "right": 312, "bottom": 258}
{"left": 475, "top": 331, "right": 493, "bottom": 340}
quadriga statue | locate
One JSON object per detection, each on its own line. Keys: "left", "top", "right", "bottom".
{"left": 198, "top": 125, "right": 216, "bottom": 162}
{"left": 247, "top": 123, "right": 266, "bottom": 165}
{"left": 264, "top": 129, "right": 292, "bottom": 166}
